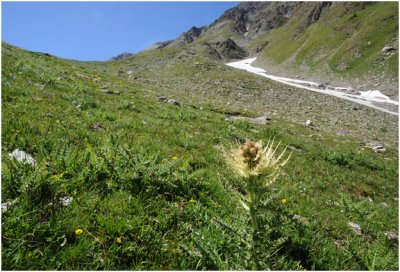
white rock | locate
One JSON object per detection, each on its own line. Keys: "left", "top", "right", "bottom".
{"left": 381, "top": 46, "right": 395, "bottom": 54}
{"left": 2, "top": 199, "right": 17, "bottom": 212}
{"left": 384, "top": 231, "right": 398, "bottom": 241}
{"left": 305, "top": 120, "right": 313, "bottom": 127}
{"left": 8, "top": 149, "right": 35, "bottom": 166}
{"left": 367, "top": 142, "right": 386, "bottom": 153}
{"left": 348, "top": 222, "right": 362, "bottom": 236}
{"left": 167, "top": 99, "right": 181, "bottom": 106}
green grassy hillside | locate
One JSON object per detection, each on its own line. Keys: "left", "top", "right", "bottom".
{"left": 251, "top": 2, "right": 398, "bottom": 97}
{"left": 1, "top": 42, "right": 398, "bottom": 270}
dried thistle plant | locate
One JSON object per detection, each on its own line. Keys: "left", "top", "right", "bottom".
{"left": 224, "top": 139, "right": 290, "bottom": 179}
{"left": 224, "top": 139, "right": 291, "bottom": 269}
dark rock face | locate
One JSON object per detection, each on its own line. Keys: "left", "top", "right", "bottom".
{"left": 306, "top": 2, "right": 332, "bottom": 25}
{"left": 216, "top": 2, "right": 271, "bottom": 35}
{"left": 183, "top": 26, "right": 204, "bottom": 44}
{"left": 217, "top": 39, "right": 248, "bottom": 60}
{"left": 201, "top": 39, "right": 248, "bottom": 61}
{"left": 110, "top": 52, "right": 133, "bottom": 61}
{"left": 167, "top": 26, "right": 206, "bottom": 47}
{"left": 245, "top": 2, "right": 295, "bottom": 38}
{"left": 213, "top": 2, "right": 297, "bottom": 39}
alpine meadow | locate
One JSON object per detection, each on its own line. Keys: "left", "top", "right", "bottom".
{"left": 1, "top": 2, "right": 399, "bottom": 270}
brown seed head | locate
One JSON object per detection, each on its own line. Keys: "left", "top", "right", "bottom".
{"left": 240, "top": 141, "right": 261, "bottom": 169}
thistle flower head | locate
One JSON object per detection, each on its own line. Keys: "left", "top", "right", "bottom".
{"left": 224, "top": 139, "right": 291, "bottom": 180}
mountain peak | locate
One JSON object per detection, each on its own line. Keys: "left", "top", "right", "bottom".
{"left": 110, "top": 52, "right": 133, "bottom": 61}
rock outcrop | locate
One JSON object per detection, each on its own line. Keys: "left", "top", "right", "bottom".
{"left": 110, "top": 52, "right": 133, "bottom": 61}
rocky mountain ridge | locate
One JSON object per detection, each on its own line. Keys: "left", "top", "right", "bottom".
{"left": 141, "top": 1, "right": 398, "bottom": 99}
{"left": 110, "top": 52, "right": 133, "bottom": 61}
{"left": 147, "top": 2, "right": 333, "bottom": 56}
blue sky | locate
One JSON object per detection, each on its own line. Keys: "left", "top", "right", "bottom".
{"left": 2, "top": 1, "right": 238, "bottom": 61}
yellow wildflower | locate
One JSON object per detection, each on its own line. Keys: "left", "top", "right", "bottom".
{"left": 224, "top": 139, "right": 291, "bottom": 181}
{"left": 115, "top": 236, "right": 122, "bottom": 244}
{"left": 281, "top": 198, "right": 287, "bottom": 204}
{"left": 171, "top": 156, "right": 178, "bottom": 161}
{"left": 297, "top": 263, "right": 306, "bottom": 270}
{"left": 188, "top": 199, "right": 196, "bottom": 204}
{"left": 75, "top": 228, "right": 84, "bottom": 236}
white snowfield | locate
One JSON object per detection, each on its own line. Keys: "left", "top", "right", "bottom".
{"left": 226, "top": 58, "right": 399, "bottom": 116}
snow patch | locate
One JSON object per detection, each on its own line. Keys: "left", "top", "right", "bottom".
{"left": 359, "top": 90, "right": 390, "bottom": 101}
{"left": 226, "top": 58, "right": 398, "bottom": 116}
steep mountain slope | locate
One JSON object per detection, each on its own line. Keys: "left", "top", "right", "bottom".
{"left": 146, "top": 1, "right": 398, "bottom": 99}
{"left": 252, "top": 2, "right": 399, "bottom": 99}
{"left": 84, "top": 42, "right": 399, "bottom": 146}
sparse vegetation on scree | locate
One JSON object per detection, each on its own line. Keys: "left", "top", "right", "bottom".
{"left": 1, "top": 38, "right": 398, "bottom": 270}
